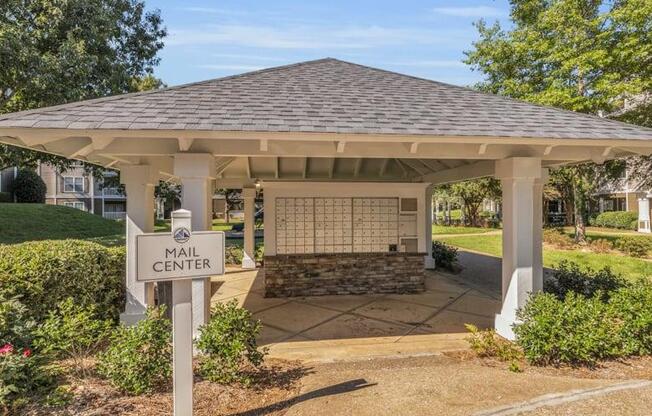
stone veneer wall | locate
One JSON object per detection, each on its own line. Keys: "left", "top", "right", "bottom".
{"left": 264, "top": 252, "right": 426, "bottom": 297}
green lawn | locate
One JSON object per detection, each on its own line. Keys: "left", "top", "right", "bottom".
{"left": 433, "top": 225, "right": 497, "bottom": 235}
{"left": 0, "top": 203, "right": 125, "bottom": 246}
{"left": 435, "top": 232, "right": 652, "bottom": 281}
{"left": 154, "top": 218, "right": 245, "bottom": 232}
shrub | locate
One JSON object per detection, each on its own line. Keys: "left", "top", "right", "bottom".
{"left": 542, "top": 228, "right": 575, "bottom": 249}
{"left": 515, "top": 292, "right": 619, "bottom": 366}
{"left": 615, "top": 236, "right": 652, "bottom": 258}
{"left": 34, "top": 298, "right": 113, "bottom": 376}
{"left": 225, "top": 243, "right": 265, "bottom": 265}
{"left": 607, "top": 284, "right": 652, "bottom": 356}
{"left": 544, "top": 261, "right": 626, "bottom": 301}
{"left": 0, "top": 192, "right": 11, "bottom": 203}
{"left": 0, "top": 298, "right": 35, "bottom": 350}
{"left": 593, "top": 211, "right": 639, "bottom": 230}
{"left": 97, "top": 307, "right": 171, "bottom": 395}
{"left": 1, "top": 344, "right": 56, "bottom": 409}
{"left": 432, "top": 241, "right": 458, "bottom": 271}
{"left": 589, "top": 238, "right": 613, "bottom": 253}
{"left": 13, "top": 169, "right": 46, "bottom": 203}
{"left": 196, "top": 300, "right": 266, "bottom": 385}
{"left": 465, "top": 324, "right": 523, "bottom": 371}
{"left": 0, "top": 240, "right": 125, "bottom": 323}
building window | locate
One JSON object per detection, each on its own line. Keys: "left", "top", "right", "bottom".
{"left": 63, "top": 177, "right": 84, "bottom": 193}
{"left": 63, "top": 201, "right": 86, "bottom": 211}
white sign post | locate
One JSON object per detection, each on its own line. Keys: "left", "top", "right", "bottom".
{"left": 136, "top": 209, "right": 225, "bottom": 416}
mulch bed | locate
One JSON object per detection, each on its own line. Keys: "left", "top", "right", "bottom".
{"left": 21, "top": 358, "right": 308, "bottom": 416}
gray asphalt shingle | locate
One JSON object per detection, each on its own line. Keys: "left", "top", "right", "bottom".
{"left": 0, "top": 58, "right": 651, "bottom": 141}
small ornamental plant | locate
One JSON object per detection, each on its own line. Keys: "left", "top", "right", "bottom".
{"left": 97, "top": 307, "right": 172, "bottom": 395}
{"left": 0, "top": 342, "right": 55, "bottom": 410}
{"left": 196, "top": 300, "right": 267, "bottom": 385}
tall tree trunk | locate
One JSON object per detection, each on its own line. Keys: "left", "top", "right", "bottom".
{"left": 573, "top": 183, "right": 586, "bottom": 243}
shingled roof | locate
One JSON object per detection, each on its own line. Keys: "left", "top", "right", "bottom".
{"left": 1, "top": 58, "right": 651, "bottom": 141}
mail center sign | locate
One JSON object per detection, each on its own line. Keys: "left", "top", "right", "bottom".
{"left": 136, "top": 229, "right": 225, "bottom": 282}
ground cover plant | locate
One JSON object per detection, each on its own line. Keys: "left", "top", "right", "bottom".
{"left": 196, "top": 300, "right": 267, "bottom": 385}
{"left": 432, "top": 241, "right": 458, "bottom": 272}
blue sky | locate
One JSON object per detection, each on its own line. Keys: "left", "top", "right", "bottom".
{"left": 148, "top": 0, "right": 512, "bottom": 87}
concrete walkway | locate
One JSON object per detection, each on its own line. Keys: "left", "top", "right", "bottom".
{"left": 212, "top": 268, "right": 501, "bottom": 361}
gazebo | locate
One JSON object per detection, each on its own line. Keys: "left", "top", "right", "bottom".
{"left": 1, "top": 58, "right": 651, "bottom": 340}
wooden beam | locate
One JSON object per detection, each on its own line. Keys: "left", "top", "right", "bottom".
{"left": 409, "top": 142, "right": 419, "bottom": 154}
{"left": 379, "top": 158, "right": 389, "bottom": 177}
{"left": 478, "top": 143, "right": 488, "bottom": 155}
{"left": 260, "top": 139, "right": 268, "bottom": 152}
{"left": 394, "top": 159, "right": 409, "bottom": 178}
{"left": 328, "top": 158, "right": 335, "bottom": 179}
{"left": 336, "top": 141, "right": 346, "bottom": 153}
{"left": 543, "top": 145, "right": 555, "bottom": 156}
{"left": 353, "top": 158, "right": 362, "bottom": 177}
{"left": 275, "top": 157, "right": 279, "bottom": 179}
{"left": 420, "top": 160, "right": 495, "bottom": 184}
{"left": 177, "top": 137, "right": 194, "bottom": 152}
{"left": 302, "top": 157, "right": 308, "bottom": 179}
{"left": 400, "top": 159, "right": 429, "bottom": 176}
{"left": 245, "top": 157, "right": 251, "bottom": 179}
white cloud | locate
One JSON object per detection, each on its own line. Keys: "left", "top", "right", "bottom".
{"left": 210, "top": 53, "right": 290, "bottom": 62}
{"left": 432, "top": 6, "right": 506, "bottom": 18}
{"left": 179, "top": 7, "right": 247, "bottom": 15}
{"left": 167, "top": 24, "right": 469, "bottom": 50}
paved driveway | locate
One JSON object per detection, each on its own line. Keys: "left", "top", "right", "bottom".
{"left": 212, "top": 267, "right": 501, "bottom": 360}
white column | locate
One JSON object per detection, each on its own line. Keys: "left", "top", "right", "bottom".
{"left": 638, "top": 197, "right": 651, "bottom": 233}
{"left": 120, "top": 165, "right": 157, "bottom": 325}
{"left": 424, "top": 185, "right": 435, "bottom": 269}
{"left": 174, "top": 153, "right": 215, "bottom": 338}
{"left": 242, "top": 187, "right": 256, "bottom": 269}
{"left": 494, "top": 158, "right": 543, "bottom": 340}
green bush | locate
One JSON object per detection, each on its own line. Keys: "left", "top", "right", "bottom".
{"left": 515, "top": 292, "right": 619, "bottom": 366}
{"left": 97, "top": 307, "right": 171, "bottom": 395}
{"left": 13, "top": 169, "right": 46, "bottom": 203}
{"left": 465, "top": 324, "right": 523, "bottom": 371}
{"left": 0, "top": 298, "right": 35, "bottom": 350}
{"left": 432, "top": 241, "right": 458, "bottom": 271}
{"left": 615, "top": 236, "right": 652, "bottom": 258}
{"left": 593, "top": 211, "right": 639, "bottom": 230}
{"left": 588, "top": 238, "right": 613, "bottom": 253}
{"left": 607, "top": 284, "right": 652, "bottom": 356}
{"left": 0, "top": 192, "right": 11, "bottom": 203}
{"left": 196, "top": 300, "right": 266, "bottom": 385}
{"left": 1, "top": 344, "right": 57, "bottom": 410}
{"left": 34, "top": 298, "right": 113, "bottom": 376}
{"left": 544, "top": 261, "right": 626, "bottom": 301}
{"left": 0, "top": 240, "right": 125, "bottom": 323}
{"left": 225, "top": 243, "right": 264, "bottom": 265}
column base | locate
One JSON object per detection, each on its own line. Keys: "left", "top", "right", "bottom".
{"left": 424, "top": 255, "right": 435, "bottom": 270}
{"left": 495, "top": 313, "right": 519, "bottom": 341}
{"left": 241, "top": 254, "right": 256, "bottom": 269}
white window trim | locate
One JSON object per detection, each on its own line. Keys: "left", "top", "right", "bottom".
{"left": 63, "top": 176, "right": 85, "bottom": 193}
{"left": 63, "top": 201, "right": 86, "bottom": 211}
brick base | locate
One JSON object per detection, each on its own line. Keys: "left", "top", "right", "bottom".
{"left": 264, "top": 253, "right": 426, "bottom": 297}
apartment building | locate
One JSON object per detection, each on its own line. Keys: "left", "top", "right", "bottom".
{"left": 38, "top": 163, "right": 127, "bottom": 220}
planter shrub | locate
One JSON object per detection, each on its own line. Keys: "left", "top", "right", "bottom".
{"left": 542, "top": 228, "right": 575, "bottom": 249}
{"left": 593, "top": 211, "right": 639, "bottom": 230}
{"left": 0, "top": 240, "right": 125, "bottom": 323}
{"left": 544, "top": 261, "right": 626, "bottom": 301}
{"left": 0, "top": 343, "right": 56, "bottom": 410}
{"left": 0, "top": 299, "right": 35, "bottom": 350}
{"left": 13, "top": 169, "right": 46, "bottom": 203}
{"left": 196, "top": 300, "right": 266, "bottom": 385}
{"left": 432, "top": 241, "right": 458, "bottom": 271}
{"left": 0, "top": 192, "right": 11, "bottom": 203}
{"left": 607, "top": 284, "right": 652, "bottom": 356}
{"left": 97, "top": 307, "right": 171, "bottom": 395}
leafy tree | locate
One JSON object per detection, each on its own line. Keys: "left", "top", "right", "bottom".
{"left": 13, "top": 169, "right": 46, "bottom": 203}
{"left": 216, "top": 189, "right": 243, "bottom": 224}
{"left": 464, "top": 0, "right": 651, "bottom": 242}
{"left": 449, "top": 178, "right": 501, "bottom": 226}
{"left": 0, "top": 0, "right": 167, "bottom": 174}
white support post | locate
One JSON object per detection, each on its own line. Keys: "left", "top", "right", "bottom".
{"left": 424, "top": 185, "right": 435, "bottom": 269}
{"left": 242, "top": 187, "right": 256, "bottom": 269}
{"left": 494, "top": 158, "right": 543, "bottom": 340}
{"left": 120, "top": 165, "right": 158, "bottom": 325}
{"left": 170, "top": 210, "right": 194, "bottom": 416}
{"left": 638, "top": 197, "right": 651, "bottom": 233}
{"left": 174, "top": 153, "right": 215, "bottom": 338}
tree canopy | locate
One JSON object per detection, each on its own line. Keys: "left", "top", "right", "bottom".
{"left": 464, "top": 0, "right": 651, "bottom": 241}
{"left": 0, "top": 0, "right": 166, "bottom": 173}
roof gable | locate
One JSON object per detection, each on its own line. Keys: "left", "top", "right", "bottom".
{"left": 0, "top": 58, "right": 651, "bottom": 141}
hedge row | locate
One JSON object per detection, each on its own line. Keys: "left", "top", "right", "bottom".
{"left": 591, "top": 211, "right": 639, "bottom": 230}
{"left": 0, "top": 240, "right": 125, "bottom": 323}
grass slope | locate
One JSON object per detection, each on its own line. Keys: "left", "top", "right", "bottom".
{"left": 435, "top": 232, "right": 652, "bottom": 281}
{"left": 0, "top": 203, "right": 125, "bottom": 246}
